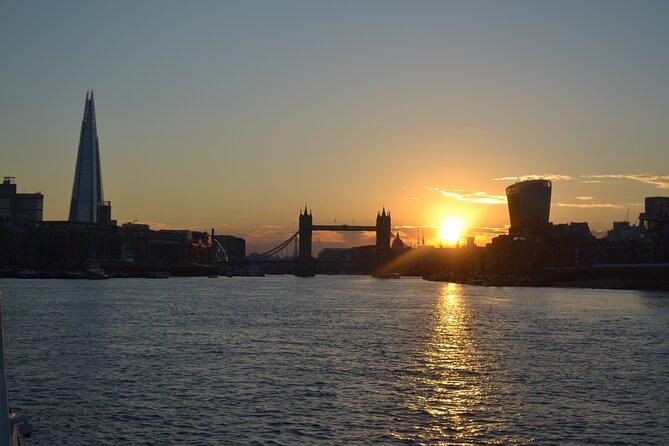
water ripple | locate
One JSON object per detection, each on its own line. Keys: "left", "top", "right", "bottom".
{"left": 0, "top": 277, "right": 667, "bottom": 445}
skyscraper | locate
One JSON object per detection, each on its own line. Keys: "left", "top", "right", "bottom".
{"left": 505, "top": 179, "right": 551, "bottom": 232}
{"left": 68, "top": 90, "right": 109, "bottom": 223}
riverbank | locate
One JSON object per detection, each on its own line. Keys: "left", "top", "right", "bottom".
{"left": 0, "top": 265, "right": 218, "bottom": 279}
{"left": 422, "top": 263, "right": 669, "bottom": 291}
{"left": 3, "top": 264, "right": 669, "bottom": 291}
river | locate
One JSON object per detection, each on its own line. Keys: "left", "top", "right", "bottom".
{"left": 1, "top": 276, "right": 667, "bottom": 445}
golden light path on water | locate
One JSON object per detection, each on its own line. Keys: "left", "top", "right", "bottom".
{"left": 391, "top": 283, "right": 521, "bottom": 445}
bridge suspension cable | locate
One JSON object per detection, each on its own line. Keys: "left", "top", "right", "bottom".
{"left": 212, "top": 239, "right": 229, "bottom": 263}
{"left": 251, "top": 231, "right": 299, "bottom": 260}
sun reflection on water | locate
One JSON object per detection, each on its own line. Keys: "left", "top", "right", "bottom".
{"left": 391, "top": 283, "right": 514, "bottom": 445}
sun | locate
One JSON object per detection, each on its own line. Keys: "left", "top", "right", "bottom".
{"left": 436, "top": 217, "right": 465, "bottom": 245}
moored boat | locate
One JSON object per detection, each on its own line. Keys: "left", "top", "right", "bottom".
{"left": 87, "top": 263, "right": 109, "bottom": 280}
{"left": 373, "top": 272, "right": 401, "bottom": 279}
{"left": 423, "top": 272, "right": 450, "bottom": 282}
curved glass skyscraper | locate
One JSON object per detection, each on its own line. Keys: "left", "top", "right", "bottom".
{"left": 505, "top": 179, "right": 551, "bottom": 231}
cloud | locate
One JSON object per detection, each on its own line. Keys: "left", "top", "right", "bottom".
{"left": 581, "top": 174, "right": 669, "bottom": 189}
{"left": 126, "top": 220, "right": 174, "bottom": 230}
{"left": 393, "top": 224, "right": 510, "bottom": 246}
{"left": 576, "top": 196, "right": 594, "bottom": 201}
{"left": 554, "top": 202, "right": 641, "bottom": 209}
{"left": 491, "top": 173, "right": 573, "bottom": 182}
{"left": 492, "top": 172, "right": 669, "bottom": 189}
{"left": 426, "top": 186, "right": 506, "bottom": 205}
{"left": 469, "top": 225, "right": 510, "bottom": 235}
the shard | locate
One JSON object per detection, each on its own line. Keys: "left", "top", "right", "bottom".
{"left": 69, "top": 90, "right": 104, "bottom": 223}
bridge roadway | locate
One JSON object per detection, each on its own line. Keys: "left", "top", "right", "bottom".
{"left": 312, "top": 225, "right": 376, "bottom": 232}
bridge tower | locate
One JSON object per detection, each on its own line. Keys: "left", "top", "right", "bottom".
{"left": 375, "top": 207, "right": 391, "bottom": 262}
{"left": 298, "top": 207, "right": 313, "bottom": 259}
{"left": 296, "top": 207, "right": 315, "bottom": 276}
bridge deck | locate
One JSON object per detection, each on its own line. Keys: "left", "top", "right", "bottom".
{"left": 312, "top": 225, "right": 377, "bottom": 232}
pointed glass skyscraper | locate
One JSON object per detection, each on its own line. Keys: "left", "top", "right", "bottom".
{"left": 69, "top": 90, "right": 106, "bottom": 223}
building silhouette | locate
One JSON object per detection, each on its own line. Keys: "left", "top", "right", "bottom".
{"left": 0, "top": 177, "right": 43, "bottom": 225}
{"left": 214, "top": 235, "right": 246, "bottom": 261}
{"left": 506, "top": 179, "right": 551, "bottom": 235}
{"left": 69, "top": 90, "right": 111, "bottom": 223}
{"left": 606, "top": 221, "right": 640, "bottom": 243}
{"left": 639, "top": 197, "right": 669, "bottom": 262}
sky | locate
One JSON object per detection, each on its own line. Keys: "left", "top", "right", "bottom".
{"left": 1, "top": 1, "right": 668, "bottom": 252}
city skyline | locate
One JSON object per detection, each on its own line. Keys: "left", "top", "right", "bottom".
{"left": 1, "top": 1, "right": 668, "bottom": 251}
{"left": 1, "top": 4, "right": 667, "bottom": 445}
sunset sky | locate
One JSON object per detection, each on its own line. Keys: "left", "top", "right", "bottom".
{"left": 1, "top": 1, "right": 668, "bottom": 251}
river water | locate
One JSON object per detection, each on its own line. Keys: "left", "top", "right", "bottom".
{"left": 0, "top": 277, "right": 667, "bottom": 445}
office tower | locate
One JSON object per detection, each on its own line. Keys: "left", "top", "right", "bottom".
{"left": 69, "top": 90, "right": 109, "bottom": 223}
{"left": 506, "top": 179, "right": 551, "bottom": 232}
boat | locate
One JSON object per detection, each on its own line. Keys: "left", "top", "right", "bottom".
{"left": 236, "top": 265, "right": 265, "bottom": 277}
{"left": 65, "top": 270, "right": 87, "bottom": 280}
{"left": 423, "top": 272, "right": 450, "bottom": 282}
{"left": 373, "top": 272, "right": 401, "bottom": 279}
{"left": 109, "top": 271, "right": 130, "bottom": 278}
{"left": 87, "top": 263, "right": 109, "bottom": 280}
{"left": 0, "top": 292, "right": 34, "bottom": 444}
{"left": 15, "top": 270, "right": 38, "bottom": 279}
{"left": 148, "top": 271, "right": 170, "bottom": 279}
{"left": 294, "top": 270, "right": 315, "bottom": 278}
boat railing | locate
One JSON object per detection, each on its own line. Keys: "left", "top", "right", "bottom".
{"left": 0, "top": 292, "right": 33, "bottom": 445}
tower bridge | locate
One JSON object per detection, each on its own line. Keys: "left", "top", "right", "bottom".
{"left": 296, "top": 207, "right": 391, "bottom": 276}
{"left": 217, "top": 207, "right": 393, "bottom": 277}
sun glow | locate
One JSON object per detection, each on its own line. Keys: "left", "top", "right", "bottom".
{"left": 436, "top": 217, "right": 466, "bottom": 245}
